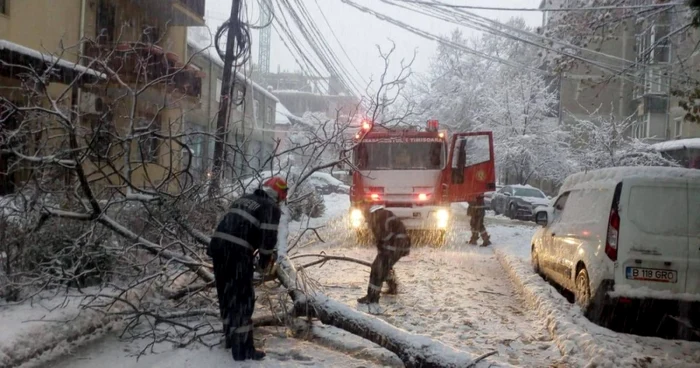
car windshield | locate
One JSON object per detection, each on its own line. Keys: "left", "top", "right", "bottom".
{"left": 354, "top": 142, "right": 445, "bottom": 170}
{"left": 514, "top": 188, "right": 545, "bottom": 198}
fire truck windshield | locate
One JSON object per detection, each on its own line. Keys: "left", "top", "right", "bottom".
{"left": 354, "top": 142, "right": 444, "bottom": 170}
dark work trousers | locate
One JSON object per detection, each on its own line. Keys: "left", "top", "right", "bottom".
{"left": 210, "top": 245, "right": 256, "bottom": 360}
{"left": 366, "top": 246, "right": 408, "bottom": 302}
{"left": 470, "top": 212, "right": 486, "bottom": 235}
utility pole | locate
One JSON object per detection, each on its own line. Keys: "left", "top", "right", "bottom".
{"left": 209, "top": 0, "right": 242, "bottom": 197}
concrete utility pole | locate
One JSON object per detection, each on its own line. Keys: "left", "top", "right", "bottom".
{"left": 209, "top": 0, "right": 242, "bottom": 197}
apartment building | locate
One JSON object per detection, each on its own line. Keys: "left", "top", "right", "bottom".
{"left": 186, "top": 38, "right": 279, "bottom": 179}
{"left": 0, "top": 0, "right": 206, "bottom": 194}
{"left": 540, "top": 0, "right": 700, "bottom": 144}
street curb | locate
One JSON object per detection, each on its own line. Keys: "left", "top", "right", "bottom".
{"left": 493, "top": 248, "right": 622, "bottom": 368}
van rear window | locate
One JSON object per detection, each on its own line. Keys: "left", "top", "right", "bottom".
{"left": 628, "top": 186, "right": 688, "bottom": 236}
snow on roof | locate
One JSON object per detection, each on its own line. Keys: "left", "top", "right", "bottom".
{"left": 273, "top": 89, "right": 358, "bottom": 100}
{"left": 0, "top": 40, "right": 106, "bottom": 80}
{"left": 275, "top": 103, "right": 302, "bottom": 125}
{"left": 186, "top": 38, "right": 279, "bottom": 103}
{"left": 510, "top": 184, "right": 537, "bottom": 189}
{"left": 559, "top": 166, "right": 700, "bottom": 194}
{"left": 651, "top": 138, "right": 700, "bottom": 152}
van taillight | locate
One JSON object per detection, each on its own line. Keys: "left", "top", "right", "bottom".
{"left": 605, "top": 207, "right": 620, "bottom": 261}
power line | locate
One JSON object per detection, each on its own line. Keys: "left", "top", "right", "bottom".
{"left": 415, "top": 0, "right": 695, "bottom": 86}
{"left": 288, "top": 0, "right": 365, "bottom": 95}
{"left": 312, "top": 0, "right": 370, "bottom": 88}
{"left": 278, "top": 0, "right": 363, "bottom": 96}
{"left": 339, "top": 0, "right": 548, "bottom": 74}
{"left": 393, "top": 0, "right": 686, "bottom": 12}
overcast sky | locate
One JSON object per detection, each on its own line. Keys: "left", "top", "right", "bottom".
{"left": 202, "top": 0, "right": 543, "bottom": 93}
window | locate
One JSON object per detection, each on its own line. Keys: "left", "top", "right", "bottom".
{"left": 215, "top": 78, "right": 222, "bottom": 103}
{"left": 513, "top": 187, "right": 546, "bottom": 198}
{"left": 552, "top": 192, "right": 570, "bottom": 222}
{"left": 354, "top": 141, "right": 445, "bottom": 170}
{"left": 0, "top": 0, "right": 7, "bottom": 15}
{"left": 136, "top": 116, "right": 161, "bottom": 163}
{"left": 96, "top": 0, "right": 116, "bottom": 44}
{"left": 674, "top": 118, "right": 682, "bottom": 138}
{"left": 451, "top": 135, "right": 491, "bottom": 169}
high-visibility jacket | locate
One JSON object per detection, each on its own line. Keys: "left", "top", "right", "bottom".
{"left": 367, "top": 208, "right": 411, "bottom": 256}
{"left": 208, "top": 189, "right": 281, "bottom": 269}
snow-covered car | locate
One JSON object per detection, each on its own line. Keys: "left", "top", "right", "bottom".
{"left": 483, "top": 184, "right": 503, "bottom": 208}
{"left": 530, "top": 167, "right": 700, "bottom": 325}
{"left": 305, "top": 172, "right": 350, "bottom": 195}
{"left": 490, "top": 185, "right": 550, "bottom": 220}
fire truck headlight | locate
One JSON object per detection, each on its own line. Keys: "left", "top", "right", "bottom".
{"left": 435, "top": 209, "right": 449, "bottom": 228}
{"left": 350, "top": 208, "right": 364, "bottom": 228}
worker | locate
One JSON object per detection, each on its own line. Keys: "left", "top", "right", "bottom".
{"left": 207, "top": 177, "right": 287, "bottom": 361}
{"left": 467, "top": 194, "right": 491, "bottom": 246}
{"left": 357, "top": 205, "right": 412, "bottom": 304}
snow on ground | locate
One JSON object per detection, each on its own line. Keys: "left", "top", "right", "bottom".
{"left": 38, "top": 326, "right": 387, "bottom": 368}
{"left": 299, "top": 221, "right": 566, "bottom": 367}
{"left": 491, "top": 222, "right": 700, "bottom": 368}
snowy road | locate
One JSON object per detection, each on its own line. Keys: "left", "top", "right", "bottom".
{"left": 301, "top": 217, "right": 566, "bottom": 368}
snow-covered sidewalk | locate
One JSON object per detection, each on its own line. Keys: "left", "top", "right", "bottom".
{"left": 491, "top": 222, "right": 700, "bottom": 367}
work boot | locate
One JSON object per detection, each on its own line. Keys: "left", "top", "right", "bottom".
{"left": 480, "top": 234, "right": 491, "bottom": 247}
{"left": 468, "top": 233, "right": 479, "bottom": 245}
{"left": 232, "top": 348, "right": 266, "bottom": 361}
{"left": 357, "top": 294, "right": 379, "bottom": 304}
{"left": 386, "top": 278, "right": 398, "bottom": 295}
{"left": 249, "top": 349, "right": 267, "bottom": 361}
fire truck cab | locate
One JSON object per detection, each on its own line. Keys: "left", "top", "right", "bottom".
{"left": 348, "top": 119, "right": 496, "bottom": 244}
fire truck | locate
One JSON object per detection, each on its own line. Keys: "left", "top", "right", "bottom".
{"left": 348, "top": 119, "right": 496, "bottom": 244}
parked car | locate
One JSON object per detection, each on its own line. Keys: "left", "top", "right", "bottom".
{"left": 531, "top": 167, "right": 700, "bottom": 325}
{"left": 490, "top": 184, "right": 550, "bottom": 220}
{"left": 483, "top": 184, "right": 503, "bottom": 208}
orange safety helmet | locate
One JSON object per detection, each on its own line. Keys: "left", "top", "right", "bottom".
{"left": 262, "top": 176, "right": 288, "bottom": 202}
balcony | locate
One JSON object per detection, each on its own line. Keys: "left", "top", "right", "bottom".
{"left": 129, "top": 0, "right": 205, "bottom": 26}
{"left": 85, "top": 41, "right": 204, "bottom": 98}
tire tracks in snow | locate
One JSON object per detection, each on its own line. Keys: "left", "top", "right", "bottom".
{"left": 495, "top": 248, "right": 700, "bottom": 368}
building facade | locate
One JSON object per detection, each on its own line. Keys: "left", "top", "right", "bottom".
{"left": 187, "top": 39, "right": 278, "bottom": 180}
{"left": 0, "top": 0, "right": 206, "bottom": 195}
{"left": 540, "top": 0, "right": 700, "bottom": 143}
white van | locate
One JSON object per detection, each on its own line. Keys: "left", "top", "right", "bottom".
{"left": 531, "top": 167, "right": 700, "bottom": 323}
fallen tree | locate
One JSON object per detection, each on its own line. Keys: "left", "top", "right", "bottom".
{"left": 275, "top": 209, "right": 492, "bottom": 368}
{"left": 0, "top": 35, "right": 499, "bottom": 368}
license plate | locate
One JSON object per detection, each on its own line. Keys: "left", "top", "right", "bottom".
{"left": 625, "top": 267, "right": 677, "bottom": 283}
{"left": 413, "top": 212, "right": 421, "bottom": 218}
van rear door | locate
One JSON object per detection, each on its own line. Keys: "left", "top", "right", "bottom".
{"left": 686, "top": 179, "right": 700, "bottom": 294}
{"left": 616, "top": 178, "right": 689, "bottom": 294}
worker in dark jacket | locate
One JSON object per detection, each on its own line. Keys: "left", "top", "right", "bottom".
{"left": 357, "top": 205, "right": 411, "bottom": 304}
{"left": 467, "top": 194, "right": 491, "bottom": 246}
{"left": 207, "top": 176, "right": 287, "bottom": 361}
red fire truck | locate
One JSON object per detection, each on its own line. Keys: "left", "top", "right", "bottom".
{"left": 348, "top": 119, "right": 496, "bottom": 243}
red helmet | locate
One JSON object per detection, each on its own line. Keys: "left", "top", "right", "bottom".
{"left": 262, "top": 176, "right": 288, "bottom": 201}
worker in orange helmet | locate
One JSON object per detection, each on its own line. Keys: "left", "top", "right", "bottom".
{"left": 208, "top": 176, "right": 287, "bottom": 361}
